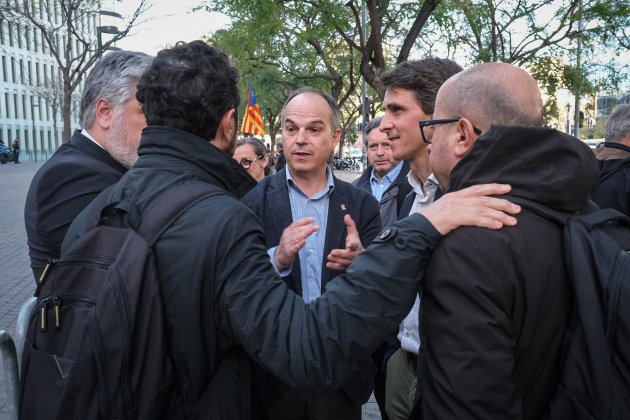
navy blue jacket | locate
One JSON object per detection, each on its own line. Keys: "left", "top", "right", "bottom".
{"left": 353, "top": 160, "right": 412, "bottom": 227}
{"left": 242, "top": 168, "right": 382, "bottom": 405}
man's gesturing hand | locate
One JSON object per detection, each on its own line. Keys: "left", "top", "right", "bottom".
{"left": 275, "top": 217, "right": 320, "bottom": 272}
{"left": 326, "top": 214, "right": 364, "bottom": 271}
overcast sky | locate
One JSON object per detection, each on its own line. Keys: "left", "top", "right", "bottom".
{"left": 108, "top": 0, "right": 230, "bottom": 55}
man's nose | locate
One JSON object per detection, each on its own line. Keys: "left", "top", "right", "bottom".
{"left": 379, "top": 117, "right": 392, "bottom": 132}
{"left": 295, "top": 129, "right": 308, "bottom": 144}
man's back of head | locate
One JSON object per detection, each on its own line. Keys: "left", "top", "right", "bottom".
{"left": 136, "top": 41, "right": 240, "bottom": 143}
{"left": 437, "top": 62, "right": 544, "bottom": 132}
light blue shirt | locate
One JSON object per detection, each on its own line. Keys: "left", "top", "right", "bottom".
{"left": 269, "top": 168, "right": 335, "bottom": 303}
{"left": 369, "top": 162, "right": 403, "bottom": 202}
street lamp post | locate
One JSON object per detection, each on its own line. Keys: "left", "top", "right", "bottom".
{"left": 31, "top": 99, "right": 39, "bottom": 162}
{"left": 97, "top": 25, "right": 119, "bottom": 59}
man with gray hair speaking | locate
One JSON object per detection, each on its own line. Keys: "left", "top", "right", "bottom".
{"left": 591, "top": 103, "right": 630, "bottom": 217}
{"left": 25, "top": 50, "right": 152, "bottom": 282}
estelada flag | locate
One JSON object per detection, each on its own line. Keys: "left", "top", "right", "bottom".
{"left": 241, "top": 82, "right": 265, "bottom": 138}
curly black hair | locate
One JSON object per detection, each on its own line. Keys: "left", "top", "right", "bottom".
{"left": 136, "top": 40, "right": 240, "bottom": 141}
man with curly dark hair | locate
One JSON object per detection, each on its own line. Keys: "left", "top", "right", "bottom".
{"left": 62, "top": 41, "right": 520, "bottom": 419}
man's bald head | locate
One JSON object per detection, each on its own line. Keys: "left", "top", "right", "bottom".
{"left": 437, "top": 62, "right": 544, "bottom": 131}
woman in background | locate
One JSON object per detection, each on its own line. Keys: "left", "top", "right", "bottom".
{"left": 233, "top": 137, "right": 270, "bottom": 182}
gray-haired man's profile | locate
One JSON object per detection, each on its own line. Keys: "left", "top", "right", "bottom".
{"left": 25, "top": 50, "right": 153, "bottom": 281}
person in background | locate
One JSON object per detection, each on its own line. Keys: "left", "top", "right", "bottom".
{"left": 274, "top": 142, "right": 286, "bottom": 172}
{"left": 591, "top": 104, "right": 630, "bottom": 217}
{"left": 24, "top": 50, "right": 152, "bottom": 281}
{"left": 233, "top": 137, "right": 270, "bottom": 182}
{"left": 353, "top": 116, "right": 411, "bottom": 228}
{"left": 12, "top": 138, "right": 20, "bottom": 163}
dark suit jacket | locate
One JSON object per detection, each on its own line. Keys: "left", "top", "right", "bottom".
{"left": 24, "top": 130, "right": 127, "bottom": 280}
{"left": 353, "top": 160, "right": 412, "bottom": 227}
{"left": 242, "top": 168, "right": 382, "bottom": 405}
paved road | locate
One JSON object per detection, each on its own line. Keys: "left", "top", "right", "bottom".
{"left": 0, "top": 162, "right": 380, "bottom": 418}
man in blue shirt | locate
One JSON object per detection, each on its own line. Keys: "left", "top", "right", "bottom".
{"left": 354, "top": 117, "right": 412, "bottom": 228}
{"left": 242, "top": 86, "right": 382, "bottom": 420}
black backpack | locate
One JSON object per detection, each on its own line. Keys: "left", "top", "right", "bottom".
{"left": 512, "top": 200, "right": 630, "bottom": 419}
{"left": 19, "top": 181, "right": 251, "bottom": 420}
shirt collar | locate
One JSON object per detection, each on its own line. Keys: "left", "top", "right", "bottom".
{"left": 371, "top": 161, "right": 403, "bottom": 184}
{"left": 286, "top": 166, "right": 335, "bottom": 198}
{"left": 407, "top": 171, "right": 439, "bottom": 197}
{"left": 81, "top": 129, "right": 105, "bottom": 150}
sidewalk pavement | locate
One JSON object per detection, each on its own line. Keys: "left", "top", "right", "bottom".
{"left": 0, "top": 162, "right": 380, "bottom": 419}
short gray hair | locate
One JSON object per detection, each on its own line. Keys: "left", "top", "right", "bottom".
{"left": 281, "top": 86, "right": 341, "bottom": 132}
{"left": 363, "top": 117, "right": 382, "bottom": 146}
{"left": 605, "top": 104, "right": 630, "bottom": 143}
{"left": 79, "top": 51, "right": 153, "bottom": 128}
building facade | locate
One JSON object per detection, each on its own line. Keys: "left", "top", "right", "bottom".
{"left": 0, "top": 2, "right": 99, "bottom": 161}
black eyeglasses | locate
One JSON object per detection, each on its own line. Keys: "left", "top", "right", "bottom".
{"left": 238, "top": 155, "right": 264, "bottom": 169}
{"left": 418, "top": 118, "right": 482, "bottom": 144}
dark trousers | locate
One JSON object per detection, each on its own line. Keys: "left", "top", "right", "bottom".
{"left": 13, "top": 151, "right": 19, "bottom": 163}
{"left": 264, "top": 386, "right": 361, "bottom": 420}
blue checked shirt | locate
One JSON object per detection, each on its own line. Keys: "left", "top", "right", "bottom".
{"left": 269, "top": 168, "right": 335, "bottom": 303}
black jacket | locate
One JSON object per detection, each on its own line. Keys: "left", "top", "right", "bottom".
{"left": 591, "top": 142, "right": 630, "bottom": 217}
{"left": 420, "top": 126, "right": 599, "bottom": 420}
{"left": 24, "top": 130, "right": 126, "bottom": 280}
{"left": 353, "top": 160, "right": 412, "bottom": 227}
{"left": 68, "top": 126, "right": 445, "bottom": 418}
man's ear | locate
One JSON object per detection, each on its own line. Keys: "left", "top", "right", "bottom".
{"left": 93, "top": 98, "right": 114, "bottom": 130}
{"left": 212, "top": 108, "right": 237, "bottom": 149}
{"left": 453, "top": 118, "right": 479, "bottom": 158}
{"left": 332, "top": 127, "right": 342, "bottom": 149}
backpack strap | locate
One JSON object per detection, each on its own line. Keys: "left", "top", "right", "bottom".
{"left": 135, "top": 181, "right": 226, "bottom": 244}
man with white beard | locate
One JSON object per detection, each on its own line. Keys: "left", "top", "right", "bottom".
{"left": 24, "top": 50, "right": 152, "bottom": 282}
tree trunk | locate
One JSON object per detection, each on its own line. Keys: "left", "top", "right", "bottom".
{"left": 63, "top": 80, "right": 72, "bottom": 141}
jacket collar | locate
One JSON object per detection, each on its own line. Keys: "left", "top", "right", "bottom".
{"left": 70, "top": 130, "right": 127, "bottom": 174}
{"left": 136, "top": 126, "right": 257, "bottom": 198}
{"left": 449, "top": 125, "right": 599, "bottom": 213}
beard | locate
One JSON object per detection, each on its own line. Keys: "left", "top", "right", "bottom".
{"left": 106, "top": 114, "right": 140, "bottom": 168}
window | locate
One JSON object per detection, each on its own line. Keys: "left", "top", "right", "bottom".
{"left": 16, "top": 23, "right": 21, "bottom": 48}
{"left": 1, "top": 56, "right": 6, "bottom": 82}
{"left": 33, "top": 28, "right": 38, "bottom": 52}
{"left": 4, "top": 93, "right": 9, "bottom": 118}
{"left": 7, "top": 22, "right": 13, "bottom": 47}
{"left": 19, "top": 59, "right": 24, "bottom": 84}
{"left": 35, "top": 63, "right": 40, "bottom": 85}
{"left": 10, "top": 57, "right": 15, "bottom": 83}
{"left": 24, "top": 25, "right": 30, "bottom": 50}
